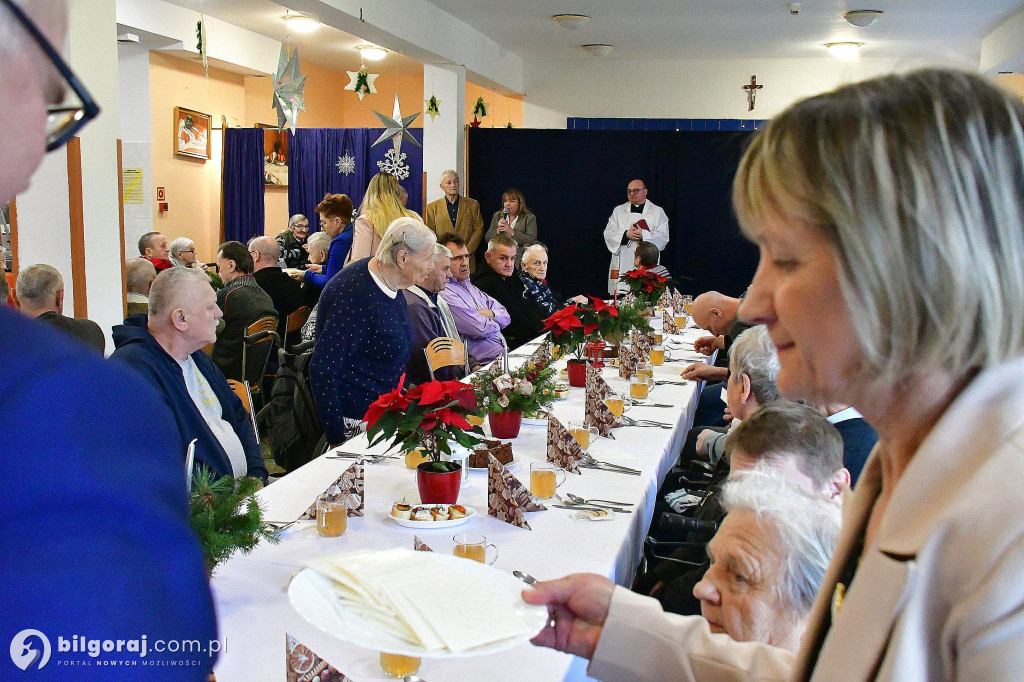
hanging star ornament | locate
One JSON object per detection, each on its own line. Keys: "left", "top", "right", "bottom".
{"left": 371, "top": 93, "right": 421, "bottom": 152}
{"left": 425, "top": 94, "right": 441, "bottom": 121}
{"left": 346, "top": 65, "right": 378, "bottom": 101}
{"left": 272, "top": 46, "right": 306, "bottom": 133}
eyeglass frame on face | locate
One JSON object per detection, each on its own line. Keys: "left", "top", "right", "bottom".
{"left": 626, "top": 187, "right": 647, "bottom": 195}
{"left": 1, "top": 0, "right": 101, "bottom": 152}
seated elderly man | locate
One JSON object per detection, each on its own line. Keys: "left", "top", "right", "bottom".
{"left": 276, "top": 214, "right": 310, "bottom": 270}
{"left": 170, "top": 236, "right": 222, "bottom": 288}
{"left": 436, "top": 233, "right": 510, "bottom": 366}
{"left": 138, "top": 231, "right": 173, "bottom": 272}
{"left": 16, "top": 264, "right": 105, "bottom": 354}
{"left": 404, "top": 243, "right": 464, "bottom": 384}
{"left": 111, "top": 267, "right": 267, "bottom": 482}
{"left": 691, "top": 467, "right": 841, "bottom": 652}
{"left": 684, "top": 290, "right": 753, "bottom": 428}
{"left": 213, "top": 241, "right": 277, "bottom": 381}
{"left": 250, "top": 235, "right": 303, "bottom": 340}
{"left": 518, "top": 242, "right": 588, "bottom": 318}
{"left": 126, "top": 258, "right": 157, "bottom": 316}
{"left": 472, "top": 233, "right": 543, "bottom": 350}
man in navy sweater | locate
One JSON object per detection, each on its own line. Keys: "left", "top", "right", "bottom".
{"left": 112, "top": 267, "right": 268, "bottom": 483}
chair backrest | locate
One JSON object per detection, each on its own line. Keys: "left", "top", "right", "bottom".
{"left": 227, "top": 379, "right": 252, "bottom": 414}
{"left": 282, "top": 306, "right": 311, "bottom": 351}
{"left": 424, "top": 337, "right": 469, "bottom": 380}
{"left": 241, "top": 315, "right": 280, "bottom": 392}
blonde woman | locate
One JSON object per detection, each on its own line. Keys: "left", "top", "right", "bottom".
{"left": 345, "top": 172, "right": 418, "bottom": 265}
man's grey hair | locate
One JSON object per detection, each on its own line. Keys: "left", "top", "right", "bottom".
{"left": 169, "top": 237, "right": 194, "bottom": 259}
{"left": 729, "top": 325, "right": 780, "bottom": 405}
{"left": 487, "top": 233, "right": 517, "bottom": 253}
{"left": 249, "top": 235, "right": 280, "bottom": 261}
{"left": 306, "top": 230, "right": 332, "bottom": 257}
{"left": 522, "top": 243, "right": 547, "bottom": 263}
{"left": 287, "top": 214, "right": 308, "bottom": 230}
{"left": 440, "top": 169, "right": 459, "bottom": 181}
{"left": 720, "top": 464, "right": 841, "bottom": 615}
{"left": 376, "top": 217, "right": 437, "bottom": 266}
{"left": 125, "top": 258, "right": 156, "bottom": 295}
{"left": 432, "top": 243, "right": 452, "bottom": 259}
{"left": 149, "top": 267, "right": 209, "bottom": 318}
{"left": 15, "top": 263, "right": 62, "bottom": 307}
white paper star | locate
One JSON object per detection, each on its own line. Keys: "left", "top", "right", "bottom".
{"left": 371, "top": 93, "right": 421, "bottom": 153}
{"left": 345, "top": 67, "right": 378, "bottom": 101}
{"left": 272, "top": 46, "right": 306, "bottom": 133}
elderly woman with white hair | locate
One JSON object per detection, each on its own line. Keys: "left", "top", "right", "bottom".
{"left": 525, "top": 69, "right": 1024, "bottom": 680}
{"left": 518, "top": 242, "right": 587, "bottom": 318}
{"left": 310, "top": 217, "right": 437, "bottom": 445}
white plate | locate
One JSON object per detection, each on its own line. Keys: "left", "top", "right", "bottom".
{"left": 288, "top": 552, "right": 549, "bottom": 658}
{"left": 389, "top": 504, "right": 477, "bottom": 529}
{"left": 468, "top": 457, "right": 520, "bottom": 473}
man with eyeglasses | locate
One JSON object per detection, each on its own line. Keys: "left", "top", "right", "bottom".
{"left": 603, "top": 179, "right": 670, "bottom": 294}
{"left": 0, "top": 2, "right": 218, "bottom": 677}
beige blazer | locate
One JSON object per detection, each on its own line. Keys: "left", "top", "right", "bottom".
{"left": 590, "top": 355, "right": 1024, "bottom": 681}
{"left": 423, "top": 195, "right": 484, "bottom": 272}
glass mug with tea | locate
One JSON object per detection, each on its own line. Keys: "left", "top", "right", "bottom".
{"left": 603, "top": 391, "right": 631, "bottom": 418}
{"left": 316, "top": 499, "right": 348, "bottom": 537}
{"left": 530, "top": 461, "right": 566, "bottom": 499}
{"left": 636, "top": 362, "right": 654, "bottom": 381}
{"left": 653, "top": 332, "right": 664, "bottom": 345}
{"left": 674, "top": 309, "right": 689, "bottom": 329}
{"left": 630, "top": 374, "right": 653, "bottom": 401}
{"left": 682, "top": 295, "right": 694, "bottom": 315}
{"left": 452, "top": 533, "right": 498, "bottom": 564}
{"left": 650, "top": 344, "right": 671, "bottom": 366}
{"left": 380, "top": 652, "right": 420, "bottom": 678}
{"left": 568, "top": 420, "right": 599, "bottom": 450}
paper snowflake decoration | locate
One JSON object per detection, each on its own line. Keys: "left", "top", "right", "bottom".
{"left": 272, "top": 46, "right": 306, "bottom": 133}
{"left": 336, "top": 153, "right": 356, "bottom": 176}
{"left": 376, "top": 147, "right": 410, "bottom": 181}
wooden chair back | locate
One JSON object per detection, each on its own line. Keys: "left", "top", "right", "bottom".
{"left": 282, "top": 306, "right": 310, "bottom": 351}
{"left": 423, "top": 337, "right": 469, "bottom": 380}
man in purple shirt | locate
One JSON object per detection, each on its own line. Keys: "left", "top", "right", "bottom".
{"left": 437, "top": 233, "right": 510, "bottom": 366}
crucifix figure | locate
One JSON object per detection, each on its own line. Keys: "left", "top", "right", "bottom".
{"left": 743, "top": 75, "right": 763, "bottom": 111}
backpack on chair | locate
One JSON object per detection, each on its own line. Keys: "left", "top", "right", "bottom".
{"left": 257, "top": 341, "right": 324, "bottom": 472}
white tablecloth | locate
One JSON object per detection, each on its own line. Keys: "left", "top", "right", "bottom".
{"left": 211, "top": 322, "right": 708, "bottom": 681}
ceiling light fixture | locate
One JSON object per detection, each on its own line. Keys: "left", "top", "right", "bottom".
{"left": 283, "top": 12, "right": 320, "bottom": 33}
{"left": 825, "top": 42, "right": 864, "bottom": 59}
{"left": 553, "top": 14, "right": 590, "bottom": 30}
{"left": 843, "top": 10, "right": 883, "bottom": 28}
{"left": 581, "top": 44, "right": 613, "bottom": 57}
{"left": 357, "top": 45, "right": 389, "bottom": 61}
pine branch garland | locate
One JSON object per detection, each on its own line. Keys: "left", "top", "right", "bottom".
{"left": 188, "top": 471, "right": 279, "bottom": 572}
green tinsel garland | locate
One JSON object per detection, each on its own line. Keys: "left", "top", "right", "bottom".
{"left": 189, "top": 472, "right": 279, "bottom": 572}
{"left": 473, "top": 97, "right": 488, "bottom": 118}
{"left": 353, "top": 67, "right": 371, "bottom": 96}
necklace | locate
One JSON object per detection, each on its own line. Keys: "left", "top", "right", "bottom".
{"left": 376, "top": 259, "right": 398, "bottom": 292}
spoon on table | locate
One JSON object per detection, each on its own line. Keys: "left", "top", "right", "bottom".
{"left": 514, "top": 570, "right": 538, "bottom": 586}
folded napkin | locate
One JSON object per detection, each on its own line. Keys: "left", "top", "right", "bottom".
{"left": 662, "top": 308, "right": 679, "bottom": 334}
{"left": 414, "top": 536, "right": 433, "bottom": 552}
{"left": 528, "top": 340, "right": 552, "bottom": 365}
{"left": 487, "top": 358, "right": 504, "bottom": 374}
{"left": 632, "top": 329, "right": 654, "bottom": 359}
{"left": 619, "top": 343, "right": 639, "bottom": 379}
{"left": 658, "top": 289, "right": 673, "bottom": 308}
{"left": 286, "top": 633, "right": 353, "bottom": 682}
{"left": 620, "top": 292, "right": 637, "bottom": 308}
{"left": 546, "top": 416, "right": 585, "bottom": 472}
{"left": 585, "top": 364, "right": 620, "bottom": 437}
{"left": 672, "top": 290, "right": 686, "bottom": 310}
{"left": 299, "top": 460, "right": 364, "bottom": 519}
{"left": 488, "top": 454, "right": 545, "bottom": 530}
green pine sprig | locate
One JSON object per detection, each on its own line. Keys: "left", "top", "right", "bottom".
{"left": 188, "top": 471, "right": 279, "bottom": 572}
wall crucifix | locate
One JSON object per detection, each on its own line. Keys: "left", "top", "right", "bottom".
{"left": 743, "top": 75, "right": 763, "bottom": 111}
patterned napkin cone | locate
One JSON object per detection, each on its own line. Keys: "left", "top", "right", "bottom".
{"left": 662, "top": 308, "right": 679, "bottom": 334}
{"left": 619, "top": 343, "right": 638, "bottom": 379}
{"left": 487, "top": 358, "right": 504, "bottom": 374}
{"left": 487, "top": 455, "right": 544, "bottom": 529}
{"left": 658, "top": 289, "right": 673, "bottom": 308}
{"left": 585, "top": 365, "right": 620, "bottom": 437}
{"left": 299, "top": 460, "right": 364, "bottom": 519}
{"left": 528, "top": 340, "right": 552, "bottom": 365}
{"left": 672, "top": 290, "right": 686, "bottom": 310}
{"left": 631, "top": 329, "right": 653, "bottom": 358}
{"left": 620, "top": 292, "right": 637, "bottom": 308}
{"left": 546, "top": 416, "right": 584, "bottom": 473}
{"left": 413, "top": 536, "right": 433, "bottom": 552}
{"left": 286, "top": 633, "right": 353, "bottom": 682}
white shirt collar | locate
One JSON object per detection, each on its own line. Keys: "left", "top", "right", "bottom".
{"left": 827, "top": 407, "right": 862, "bottom": 424}
{"left": 368, "top": 263, "right": 398, "bottom": 299}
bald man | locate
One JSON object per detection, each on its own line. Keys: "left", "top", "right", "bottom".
{"left": 112, "top": 267, "right": 268, "bottom": 483}
{"left": 682, "top": 291, "right": 741, "bottom": 383}
{"left": 250, "top": 235, "right": 302, "bottom": 340}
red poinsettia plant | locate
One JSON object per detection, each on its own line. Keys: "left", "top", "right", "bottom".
{"left": 622, "top": 266, "right": 669, "bottom": 306}
{"left": 364, "top": 374, "right": 483, "bottom": 462}
{"left": 542, "top": 297, "right": 620, "bottom": 359}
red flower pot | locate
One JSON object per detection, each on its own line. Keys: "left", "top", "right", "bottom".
{"left": 566, "top": 359, "right": 588, "bottom": 388}
{"left": 417, "top": 461, "right": 462, "bottom": 504}
{"left": 488, "top": 410, "right": 523, "bottom": 439}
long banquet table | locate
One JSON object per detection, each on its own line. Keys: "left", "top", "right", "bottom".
{"left": 212, "top": 320, "right": 708, "bottom": 681}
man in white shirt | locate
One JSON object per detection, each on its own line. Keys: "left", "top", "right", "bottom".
{"left": 603, "top": 179, "right": 670, "bottom": 294}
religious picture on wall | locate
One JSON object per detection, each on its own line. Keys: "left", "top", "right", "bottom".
{"left": 257, "top": 123, "right": 289, "bottom": 187}
{"left": 174, "top": 107, "right": 211, "bottom": 160}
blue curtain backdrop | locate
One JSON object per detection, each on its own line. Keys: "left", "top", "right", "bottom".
{"left": 222, "top": 128, "right": 266, "bottom": 245}
{"left": 288, "top": 128, "right": 424, "bottom": 234}
{"left": 466, "top": 128, "right": 757, "bottom": 299}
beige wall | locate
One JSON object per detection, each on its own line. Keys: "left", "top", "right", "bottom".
{"left": 465, "top": 82, "right": 523, "bottom": 128}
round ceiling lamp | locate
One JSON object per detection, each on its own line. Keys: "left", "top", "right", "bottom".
{"left": 825, "top": 42, "right": 864, "bottom": 59}
{"left": 553, "top": 14, "right": 590, "bottom": 30}
{"left": 843, "top": 10, "right": 883, "bottom": 27}
{"left": 357, "top": 45, "right": 389, "bottom": 61}
{"left": 283, "top": 12, "right": 320, "bottom": 33}
{"left": 581, "top": 44, "right": 613, "bottom": 57}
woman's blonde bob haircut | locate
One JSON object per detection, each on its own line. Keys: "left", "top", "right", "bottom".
{"left": 375, "top": 217, "right": 437, "bottom": 267}
{"left": 360, "top": 172, "right": 417, "bottom": 238}
{"left": 733, "top": 68, "right": 1024, "bottom": 383}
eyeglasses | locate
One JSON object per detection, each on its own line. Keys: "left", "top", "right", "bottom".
{"left": 179, "top": 249, "right": 196, "bottom": 255}
{"left": 1, "top": 0, "right": 100, "bottom": 152}
{"left": 626, "top": 188, "right": 647, "bottom": 195}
